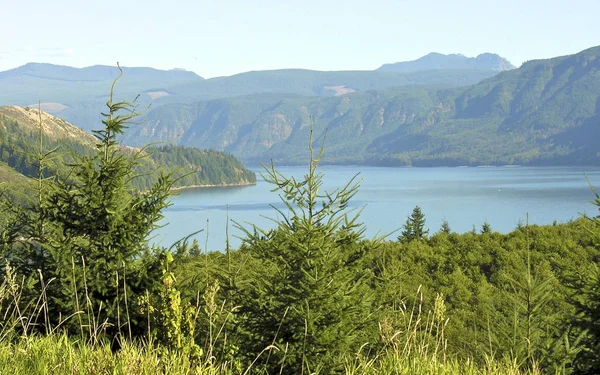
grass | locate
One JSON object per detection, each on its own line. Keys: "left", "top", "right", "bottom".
{"left": 0, "top": 335, "right": 226, "bottom": 375}
{"left": 0, "top": 268, "right": 541, "bottom": 375}
{"left": 0, "top": 334, "right": 538, "bottom": 375}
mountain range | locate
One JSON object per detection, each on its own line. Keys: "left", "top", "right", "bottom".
{"left": 2, "top": 48, "right": 600, "bottom": 167}
{"left": 121, "top": 46, "right": 600, "bottom": 166}
{"left": 378, "top": 52, "right": 515, "bottom": 72}
{"left": 0, "top": 52, "right": 512, "bottom": 133}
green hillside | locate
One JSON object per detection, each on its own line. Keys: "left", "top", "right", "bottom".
{"left": 0, "top": 106, "right": 256, "bottom": 195}
{"left": 0, "top": 63, "right": 501, "bottom": 132}
{"left": 165, "top": 68, "right": 499, "bottom": 101}
{"left": 0, "top": 162, "right": 34, "bottom": 205}
{"left": 123, "top": 46, "right": 600, "bottom": 166}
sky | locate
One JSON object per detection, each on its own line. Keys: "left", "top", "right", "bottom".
{"left": 1, "top": 0, "right": 598, "bottom": 78}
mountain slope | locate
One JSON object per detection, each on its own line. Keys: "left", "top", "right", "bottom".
{"left": 124, "top": 46, "right": 600, "bottom": 166}
{"left": 122, "top": 87, "right": 444, "bottom": 163}
{"left": 378, "top": 52, "right": 515, "bottom": 72}
{"left": 0, "top": 63, "right": 203, "bottom": 108}
{"left": 0, "top": 62, "right": 502, "bottom": 131}
{"left": 0, "top": 162, "right": 35, "bottom": 205}
{"left": 0, "top": 105, "right": 97, "bottom": 144}
{"left": 0, "top": 106, "right": 256, "bottom": 192}
{"left": 163, "top": 68, "right": 499, "bottom": 101}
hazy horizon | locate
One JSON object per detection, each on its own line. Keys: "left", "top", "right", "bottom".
{"left": 1, "top": 0, "right": 599, "bottom": 78}
{"left": 0, "top": 50, "right": 518, "bottom": 77}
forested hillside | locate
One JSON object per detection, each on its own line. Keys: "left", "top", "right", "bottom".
{"left": 0, "top": 61, "right": 502, "bottom": 132}
{"left": 123, "top": 46, "right": 600, "bottom": 166}
{"left": 0, "top": 105, "right": 256, "bottom": 198}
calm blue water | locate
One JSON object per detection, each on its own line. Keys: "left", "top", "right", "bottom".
{"left": 154, "top": 166, "right": 600, "bottom": 251}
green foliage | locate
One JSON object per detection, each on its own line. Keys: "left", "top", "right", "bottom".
{"left": 0, "top": 334, "right": 227, "bottom": 375}
{"left": 399, "top": 205, "right": 429, "bottom": 243}
{"left": 39, "top": 70, "right": 174, "bottom": 333}
{"left": 147, "top": 145, "right": 256, "bottom": 187}
{"left": 0, "top": 333, "right": 544, "bottom": 375}
{"left": 481, "top": 220, "right": 492, "bottom": 234}
{"left": 499, "top": 234, "right": 556, "bottom": 369}
{"left": 367, "top": 217, "right": 600, "bottom": 372}
{"left": 566, "top": 179, "right": 600, "bottom": 374}
{"left": 567, "top": 265, "right": 600, "bottom": 374}
{"left": 0, "top": 68, "right": 175, "bottom": 340}
{"left": 0, "top": 106, "right": 256, "bottom": 198}
{"left": 232, "top": 126, "right": 375, "bottom": 373}
{"left": 440, "top": 218, "right": 452, "bottom": 234}
{"left": 0, "top": 110, "right": 91, "bottom": 181}
{"left": 141, "top": 251, "right": 200, "bottom": 358}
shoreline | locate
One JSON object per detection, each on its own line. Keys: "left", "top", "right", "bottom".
{"left": 170, "top": 181, "right": 257, "bottom": 192}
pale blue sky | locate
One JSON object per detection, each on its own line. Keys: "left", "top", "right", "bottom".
{"left": 1, "top": 0, "right": 598, "bottom": 78}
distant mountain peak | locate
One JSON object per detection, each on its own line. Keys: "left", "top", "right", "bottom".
{"left": 0, "top": 63, "right": 204, "bottom": 81}
{"left": 378, "top": 52, "right": 515, "bottom": 73}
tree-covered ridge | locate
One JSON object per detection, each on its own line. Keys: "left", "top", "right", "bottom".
{"left": 0, "top": 106, "right": 96, "bottom": 180}
{"left": 0, "top": 61, "right": 501, "bottom": 132}
{"left": 121, "top": 87, "right": 452, "bottom": 161}
{"left": 147, "top": 145, "right": 256, "bottom": 187}
{"left": 0, "top": 105, "right": 256, "bottom": 193}
{"left": 123, "top": 45, "right": 600, "bottom": 166}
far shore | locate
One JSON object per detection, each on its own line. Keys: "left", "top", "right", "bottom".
{"left": 170, "top": 181, "right": 257, "bottom": 192}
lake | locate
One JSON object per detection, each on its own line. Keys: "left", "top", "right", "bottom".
{"left": 154, "top": 165, "right": 600, "bottom": 251}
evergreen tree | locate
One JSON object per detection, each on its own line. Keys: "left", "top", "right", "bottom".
{"left": 234, "top": 125, "right": 376, "bottom": 374}
{"left": 568, "top": 265, "right": 600, "bottom": 374}
{"left": 440, "top": 219, "right": 451, "bottom": 234}
{"left": 568, "top": 178, "right": 600, "bottom": 374}
{"left": 481, "top": 220, "right": 492, "bottom": 234}
{"left": 3, "top": 66, "right": 174, "bottom": 336}
{"left": 398, "top": 205, "right": 429, "bottom": 243}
